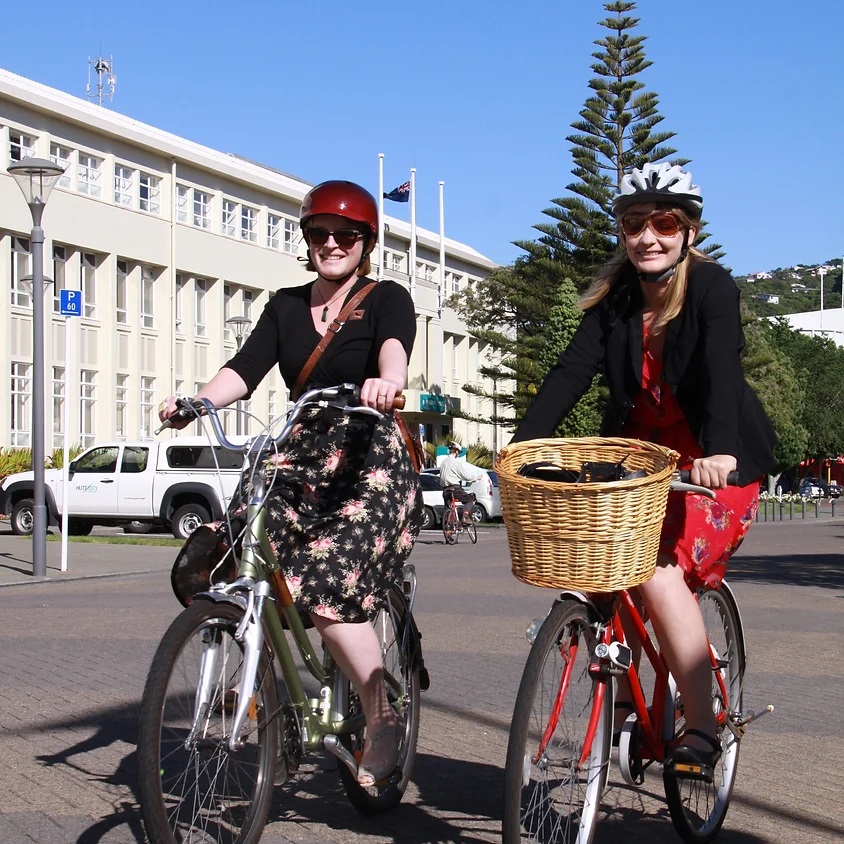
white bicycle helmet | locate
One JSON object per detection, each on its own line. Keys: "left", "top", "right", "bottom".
{"left": 613, "top": 163, "right": 703, "bottom": 218}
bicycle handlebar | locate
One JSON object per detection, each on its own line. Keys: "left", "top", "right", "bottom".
{"left": 670, "top": 469, "right": 741, "bottom": 500}
{"left": 155, "top": 383, "right": 405, "bottom": 452}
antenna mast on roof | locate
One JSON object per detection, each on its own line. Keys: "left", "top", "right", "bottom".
{"left": 87, "top": 56, "right": 116, "bottom": 106}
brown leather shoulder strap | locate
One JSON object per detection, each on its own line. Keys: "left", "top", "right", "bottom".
{"left": 292, "top": 281, "right": 378, "bottom": 400}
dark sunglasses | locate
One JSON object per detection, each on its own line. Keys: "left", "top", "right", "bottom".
{"left": 304, "top": 227, "right": 365, "bottom": 249}
{"left": 620, "top": 211, "right": 683, "bottom": 238}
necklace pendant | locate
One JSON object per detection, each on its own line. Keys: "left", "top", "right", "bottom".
{"left": 321, "top": 305, "right": 329, "bottom": 322}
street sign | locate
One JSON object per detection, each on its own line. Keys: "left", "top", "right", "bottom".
{"left": 59, "top": 289, "right": 82, "bottom": 317}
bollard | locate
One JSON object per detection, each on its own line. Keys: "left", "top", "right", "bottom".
{"left": 790, "top": 501, "right": 794, "bottom": 520}
{"left": 833, "top": 499, "right": 836, "bottom": 518}
{"left": 815, "top": 501, "right": 819, "bottom": 519}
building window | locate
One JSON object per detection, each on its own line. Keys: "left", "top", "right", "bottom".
{"left": 391, "top": 252, "right": 404, "bottom": 273}
{"left": 116, "top": 374, "right": 128, "bottom": 437}
{"left": 52, "top": 367, "right": 65, "bottom": 448}
{"left": 115, "top": 259, "right": 128, "bottom": 324}
{"left": 139, "top": 172, "right": 160, "bottom": 214}
{"left": 283, "top": 219, "right": 299, "bottom": 254}
{"left": 195, "top": 278, "right": 207, "bottom": 337}
{"left": 78, "top": 154, "right": 103, "bottom": 197}
{"left": 10, "top": 131, "right": 36, "bottom": 162}
{"left": 450, "top": 272, "right": 461, "bottom": 296}
{"left": 141, "top": 265, "right": 155, "bottom": 329}
{"left": 81, "top": 252, "right": 97, "bottom": 317}
{"left": 175, "top": 273, "right": 184, "bottom": 334}
{"left": 11, "top": 362, "right": 32, "bottom": 447}
{"left": 222, "top": 199, "right": 237, "bottom": 237}
{"left": 243, "top": 288, "right": 254, "bottom": 322}
{"left": 223, "top": 283, "right": 233, "bottom": 337}
{"left": 80, "top": 370, "right": 96, "bottom": 447}
{"left": 52, "top": 245, "right": 67, "bottom": 314}
{"left": 241, "top": 205, "right": 258, "bottom": 242}
{"left": 267, "top": 214, "right": 280, "bottom": 249}
{"left": 140, "top": 376, "right": 155, "bottom": 437}
{"left": 50, "top": 143, "right": 72, "bottom": 188}
{"left": 114, "top": 164, "right": 134, "bottom": 207}
{"left": 10, "top": 237, "right": 31, "bottom": 308}
{"left": 176, "top": 184, "right": 190, "bottom": 223}
{"left": 193, "top": 191, "right": 211, "bottom": 228}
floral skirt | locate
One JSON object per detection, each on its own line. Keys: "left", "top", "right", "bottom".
{"left": 263, "top": 406, "right": 422, "bottom": 623}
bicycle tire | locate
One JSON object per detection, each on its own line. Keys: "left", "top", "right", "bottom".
{"left": 138, "top": 600, "right": 279, "bottom": 844}
{"left": 663, "top": 587, "right": 744, "bottom": 843}
{"left": 503, "top": 599, "right": 610, "bottom": 843}
{"left": 442, "top": 507, "right": 459, "bottom": 544}
{"left": 339, "top": 585, "right": 422, "bottom": 814}
{"left": 466, "top": 520, "right": 478, "bottom": 544}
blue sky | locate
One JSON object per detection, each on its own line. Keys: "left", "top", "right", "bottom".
{"left": 2, "top": 0, "right": 841, "bottom": 275}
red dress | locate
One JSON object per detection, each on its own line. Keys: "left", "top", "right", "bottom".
{"left": 621, "top": 325, "right": 758, "bottom": 590}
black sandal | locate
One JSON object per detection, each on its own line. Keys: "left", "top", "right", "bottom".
{"left": 612, "top": 701, "right": 634, "bottom": 748}
{"left": 666, "top": 729, "right": 722, "bottom": 783}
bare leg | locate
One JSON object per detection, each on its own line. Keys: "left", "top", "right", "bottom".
{"left": 637, "top": 557, "right": 716, "bottom": 752}
{"left": 310, "top": 615, "right": 399, "bottom": 780}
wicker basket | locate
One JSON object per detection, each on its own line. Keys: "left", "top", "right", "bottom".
{"left": 494, "top": 437, "right": 679, "bottom": 592}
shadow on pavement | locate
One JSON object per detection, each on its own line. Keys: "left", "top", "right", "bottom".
{"left": 728, "top": 551, "right": 844, "bottom": 589}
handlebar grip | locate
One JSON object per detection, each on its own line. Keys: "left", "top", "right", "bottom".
{"left": 679, "top": 469, "right": 741, "bottom": 486}
{"left": 392, "top": 394, "right": 406, "bottom": 411}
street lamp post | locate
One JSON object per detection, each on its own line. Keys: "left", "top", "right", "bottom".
{"left": 819, "top": 268, "right": 826, "bottom": 331}
{"left": 225, "top": 316, "right": 252, "bottom": 435}
{"left": 7, "top": 158, "right": 66, "bottom": 578}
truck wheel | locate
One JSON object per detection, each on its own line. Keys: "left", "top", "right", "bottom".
{"left": 124, "top": 520, "right": 154, "bottom": 535}
{"left": 67, "top": 519, "right": 94, "bottom": 536}
{"left": 171, "top": 504, "right": 210, "bottom": 540}
{"left": 10, "top": 498, "right": 34, "bottom": 535}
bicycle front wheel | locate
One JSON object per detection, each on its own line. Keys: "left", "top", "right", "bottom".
{"left": 663, "top": 586, "right": 744, "bottom": 843}
{"left": 503, "top": 599, "right": 610, "bottom": 844}
{"left": 466, "top": 520, "right": 478, "bottom": 544}
{"left": 138, "top": 600, "right": 279, "bottom": 844}
{"left": 340, "top": 585, "right": 422, "bottom": 814}
{"left": 442, "top": 507, "right": 459, "bottom": 544}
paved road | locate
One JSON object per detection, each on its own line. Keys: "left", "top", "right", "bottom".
{"left": 0, "top": 520, "right": 842, "bottom": 843}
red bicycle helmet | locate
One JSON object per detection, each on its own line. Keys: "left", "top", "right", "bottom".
{"left": 300, "top": 180, "right": 379, "bottom": 237}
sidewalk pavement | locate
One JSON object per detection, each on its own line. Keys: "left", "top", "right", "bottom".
{"left": 0, "top": 526, "right": 177, "bottom": 587}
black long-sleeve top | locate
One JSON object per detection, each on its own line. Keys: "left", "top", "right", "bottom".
{"left": 512, "top": 260, "right": 777, "bottom": 486}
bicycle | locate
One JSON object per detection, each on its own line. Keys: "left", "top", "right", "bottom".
{"left": 137, "top": 384, "right": 427, "bottom": 844}
{"left": 441, "top": 487, "right": 478, "bottom": 545}
{"left": 502, "top": 473, "right": 773, "bottom": 844}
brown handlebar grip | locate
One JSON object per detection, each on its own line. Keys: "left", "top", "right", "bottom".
{"left": 392, "top": 394, "right": 406, "bottom": 410}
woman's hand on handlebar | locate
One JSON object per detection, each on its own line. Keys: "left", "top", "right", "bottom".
{"left": 690, "top": 454, "right": 738, "bottom": 490}
{"left": 360, "top": 378, "right": 404, "bottom": 413}
{"left": 158, "top": 395, "right": 200, "bottom": 431}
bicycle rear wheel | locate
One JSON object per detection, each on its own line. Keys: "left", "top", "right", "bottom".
{"left": 503, "top": 599, "right": 610, "bottom": 844}
{"left": 663, "top": 586, "right": 744, "bottom": 843}
{"left": 442, "top": 507, "right": 459, "bottom": 544}
{"left": 466, "top": 520, "right": 478, "bottom": 544}
{"left": 138, "top": 600, "right": 279, "bottom": 844}
{"left": 339, "top": 585, "right": 422, "bottom": 814}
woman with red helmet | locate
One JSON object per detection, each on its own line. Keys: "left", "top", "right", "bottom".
{"left": 159, "top": 179, "right": 422, "bottom": 787}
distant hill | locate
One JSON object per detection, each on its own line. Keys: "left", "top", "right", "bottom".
{"left": 735, "top": 258, "right": 844, "bottom": 319}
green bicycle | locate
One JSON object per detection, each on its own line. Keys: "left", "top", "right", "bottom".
{"left": 137, "top": 384, "right": 427, "bottom": 844}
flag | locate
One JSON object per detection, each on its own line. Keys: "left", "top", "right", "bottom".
{"left": 383, "top": 181, "right": 410, "bottom": 202}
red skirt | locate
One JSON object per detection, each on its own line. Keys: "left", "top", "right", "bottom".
{"left": 622, "top": 360, "right": 758, "bottom": 590}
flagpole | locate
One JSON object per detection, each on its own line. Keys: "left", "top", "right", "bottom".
{"left": 438, "top": 180, "right": 445, "bottom": 318}
{"left": 378, "top": 153, "right": 385, "bottom": 280}
{"left": 410, "top": 168, "right": 417, "bottom": 303}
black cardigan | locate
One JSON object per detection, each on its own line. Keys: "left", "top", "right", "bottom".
{"left": 512, "top": 260, "right": 778, "bottom": 485}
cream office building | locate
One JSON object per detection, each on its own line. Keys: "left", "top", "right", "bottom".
{"left": 0, "top": 68, "right": 500, "bottom": 454}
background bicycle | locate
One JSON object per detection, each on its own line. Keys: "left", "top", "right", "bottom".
{"left": 137, "top": 385, "right": 428, "bottom": 844}
{"left": 441, "top": 487, "right": 478, "bottom": 545}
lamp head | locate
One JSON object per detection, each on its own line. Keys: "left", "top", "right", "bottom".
{"left": 7, "top": 157, "right": 66, "bottom": 207}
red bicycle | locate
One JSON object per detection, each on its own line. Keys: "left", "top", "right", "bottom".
{"left": 502, "top": 475, "right": 773, "bottom": 843}
{"left": 441, "top": 488, "right": 478, "bottom": 545}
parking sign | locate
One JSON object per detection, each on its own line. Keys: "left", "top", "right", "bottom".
{"left": 59, "top": 289, "right": 82, "bottom": 317}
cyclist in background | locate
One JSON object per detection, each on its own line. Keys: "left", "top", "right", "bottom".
{"left": 159, "top": 180, "right": 422, "bottom": 787}
{"left": 511, "top": 163, "right": 777, "bottom": 782}
{"left": 440, "top": 442, "right": 485, "bottom": 525}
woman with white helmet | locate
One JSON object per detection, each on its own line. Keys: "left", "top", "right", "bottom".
{"left": 512, "top": 162, "right": 777, "bottom": 782}
{"left": 160, "top": 180, "right": 423, "bottom": 787}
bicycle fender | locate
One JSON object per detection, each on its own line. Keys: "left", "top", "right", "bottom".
{"left": 554, "top": 589, "right": 602, "bottom": 616}
{"left": 192, "top": 590, "right": 248, "bottom": 612}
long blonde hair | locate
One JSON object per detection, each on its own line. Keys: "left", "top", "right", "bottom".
{"left": 579, "top": 208, "right": 713, "bottom": 334}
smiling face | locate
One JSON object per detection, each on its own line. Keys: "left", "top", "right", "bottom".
{"left": 621, "top": 202, "right": 696, "bottom": 279}
{"left": 304, "top": 213, "right": 368, "bottom": 283}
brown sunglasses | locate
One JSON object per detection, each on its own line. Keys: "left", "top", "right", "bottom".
{"left": 620, "top": 211, "right": 683, "bottom": 238}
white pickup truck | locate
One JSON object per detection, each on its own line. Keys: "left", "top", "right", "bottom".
{"left": 0, "top": 436, "right": 246, "bottom": 539}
